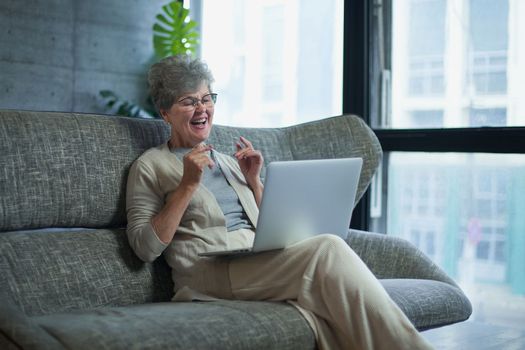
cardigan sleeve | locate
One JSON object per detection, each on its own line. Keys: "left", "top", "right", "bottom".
{"left": 125, "top": 158, "right": 169, "bottom": 263}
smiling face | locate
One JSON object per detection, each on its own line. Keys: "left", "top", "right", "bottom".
{"left": 160, "top": 82, "right": 214, "bottom": 148}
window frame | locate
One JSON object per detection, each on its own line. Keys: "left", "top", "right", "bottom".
{"left": 343, "top": 0, "right": 525, "bottom": 232}
{"left": 343, "top": 0, "right": 371, "bottom": 230}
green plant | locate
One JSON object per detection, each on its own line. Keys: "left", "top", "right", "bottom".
{"left": 153, "top": 1, "right": 199, "bottom": 58}
{"left": 99, "top": 0, "right": 199, "bottom": 118}
{"left": 99, "top": 90, "right": 156, "bottom": 118}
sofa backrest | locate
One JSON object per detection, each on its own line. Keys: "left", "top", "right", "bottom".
{"left": 0, "top": 110, "right": 381, "bottom": 315}
{"left": 0, "top": 111, "right": 169, "bottom": 231}
{"left": 0, "top": 110, "right": 381, "bottom": 232}
{"left": 209, "top": 115, "right": 382, "bottom": 206}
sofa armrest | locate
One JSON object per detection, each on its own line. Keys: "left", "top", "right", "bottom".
{"left": 346, "top": 229, "right": 458, "bottom": 287}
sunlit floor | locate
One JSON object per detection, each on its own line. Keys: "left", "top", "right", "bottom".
{"left": 423, "top": 320, "right": 525, "bottom": 350}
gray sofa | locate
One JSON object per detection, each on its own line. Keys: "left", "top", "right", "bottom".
{"left": 0, "top": 110, "right": 472, "bottom": 349}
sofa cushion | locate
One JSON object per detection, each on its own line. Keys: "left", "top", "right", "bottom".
{"left": 0, "top": 111, "right": 169, "bottom": 231}
{"left": 0, "top": 291, "right": 65, "bottom": 350}
{"left": 32, "top": 300, "right": 316, "bottom": 350}
{"left": 381, "top": 279, "right": 472, "bottom": 330}
{"left": 0, "top": 228, "right": 173, "bottom": 316}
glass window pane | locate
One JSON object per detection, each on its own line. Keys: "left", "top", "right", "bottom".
{"left": 476, "top": 241, "right": 490, "bottom": 260}
{"left": 371, "top": 152, "right": 525, "bottom": 328}
{"left": 495, "top": 241, "right": 506, "bottom": 262}
{"left": 390, "top": 0, "right": 525, "bottom": 128}
{"left": 198, "top": 0, "right": 343, "bottom": 127}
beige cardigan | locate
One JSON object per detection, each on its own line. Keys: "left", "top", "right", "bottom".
{"left": 126, "top": 143, "right": 259, "bottom": 298}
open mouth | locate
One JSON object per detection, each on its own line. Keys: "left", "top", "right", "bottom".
{"left": 190, "top": 118, "right": 207, "bottom": 126}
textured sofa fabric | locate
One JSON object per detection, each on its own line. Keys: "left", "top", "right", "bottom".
{"left": 32, "top": 301, "right": 315, "bottom": 350}
{"left": 0, "top": 110, "right": 471, "bottom": 349}
{"left": 346, "top": 229, "right": 472, "bottom": 330}
{"left": 0, "top": 111, "right": 379, "bottom": 232}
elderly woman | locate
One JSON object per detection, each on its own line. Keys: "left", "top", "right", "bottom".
{"left": 126, "top": 55, "right": 433, "bottom": 350}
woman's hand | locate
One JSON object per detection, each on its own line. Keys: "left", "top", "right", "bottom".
{"left": 234, "top": 136, "right": 264, "bottom": 206}
{"left": 180, "top": 143, "right": 215, "bottom": 190}
{"left": 151, "top": 143, "right": 214, "bottom": 244}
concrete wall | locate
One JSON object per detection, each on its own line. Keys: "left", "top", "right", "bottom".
{"left": 0, "top": 0, "right": 165, "bottom": 114}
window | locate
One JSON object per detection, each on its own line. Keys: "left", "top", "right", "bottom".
{"left": 469, "top": 108, "right": 506, "bottom": 127}
{"left": 378, "top": 152, "right": 525, "bottom": 322}
{"left": 370, "top": 0, "right": 525, "bottom": 330}
{"left": 195, "top": 0, "right": 344, "bottom": 127}
{"left": 389, "top": 0, "right": 521, "bottom": 129}
{"left": 468, "top": 0, "right": 508, "bottom": 96}
{"left": 407, "top": 0, "right": 446, "bottom": 96}
{"left": 410, "top": 110, "right": 443, "bottom": 128}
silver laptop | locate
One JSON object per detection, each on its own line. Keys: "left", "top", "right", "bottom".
{"left": 198, "top": 157, "right": 363, "bottom": 257}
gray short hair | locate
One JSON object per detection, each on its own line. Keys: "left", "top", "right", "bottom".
{"left": 148, "top": 55, "right": 215, "bottom": 112}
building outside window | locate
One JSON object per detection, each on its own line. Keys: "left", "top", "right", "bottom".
{"left": 379, "top": 0, "right": 525, "bottom": 329}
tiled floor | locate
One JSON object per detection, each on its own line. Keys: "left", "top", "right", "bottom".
{"left": 422, "top": 320, "right": 525, "bottom": 350}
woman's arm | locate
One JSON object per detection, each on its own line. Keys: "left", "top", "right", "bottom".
{"left": 234, "top": 136, "right": 264, "bottom": 207}
{"left": 126, "top": 159, "right": 169, "bottom": 263}
{"left": 126, "top": 144, "right": 213, "bottom": 262}
{"left": 249, "top": 180, "right": 264, "bottom": 208}
{"left": 150, "top": 181, "right": 197, "bottom": 243}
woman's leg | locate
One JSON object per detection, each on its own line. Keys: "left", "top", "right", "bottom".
{"left": 227, "top": 234, "right": 433, "bottom": 350}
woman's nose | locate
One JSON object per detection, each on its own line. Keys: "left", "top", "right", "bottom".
{"left": 195, "top": 101, "right": 206, "bottom": 112}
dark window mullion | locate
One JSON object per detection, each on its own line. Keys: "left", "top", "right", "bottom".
{"left": 343, "top": 0, "right": 369, "bottom": 123}
{"left": 374, "top": 127, "right": 525, "bottom": 154}
{"left": 344, "top": 0, "right": 371, "bottom": 231}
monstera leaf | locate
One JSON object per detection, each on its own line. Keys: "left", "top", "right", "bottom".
{"left": 153, "top": 1, "right": 199, "bottom": 58}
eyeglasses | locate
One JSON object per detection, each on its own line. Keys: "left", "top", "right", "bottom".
{"left": 177, "top": 93, "right": 218, "bottom": 110}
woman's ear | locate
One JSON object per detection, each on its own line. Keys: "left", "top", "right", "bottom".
{"left": 159, "top": 109, "right": 170, "bottom": 124}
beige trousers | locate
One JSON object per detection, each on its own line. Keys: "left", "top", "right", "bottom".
{"left": 215, "top": 234, "right": 433, "bottom": 350}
